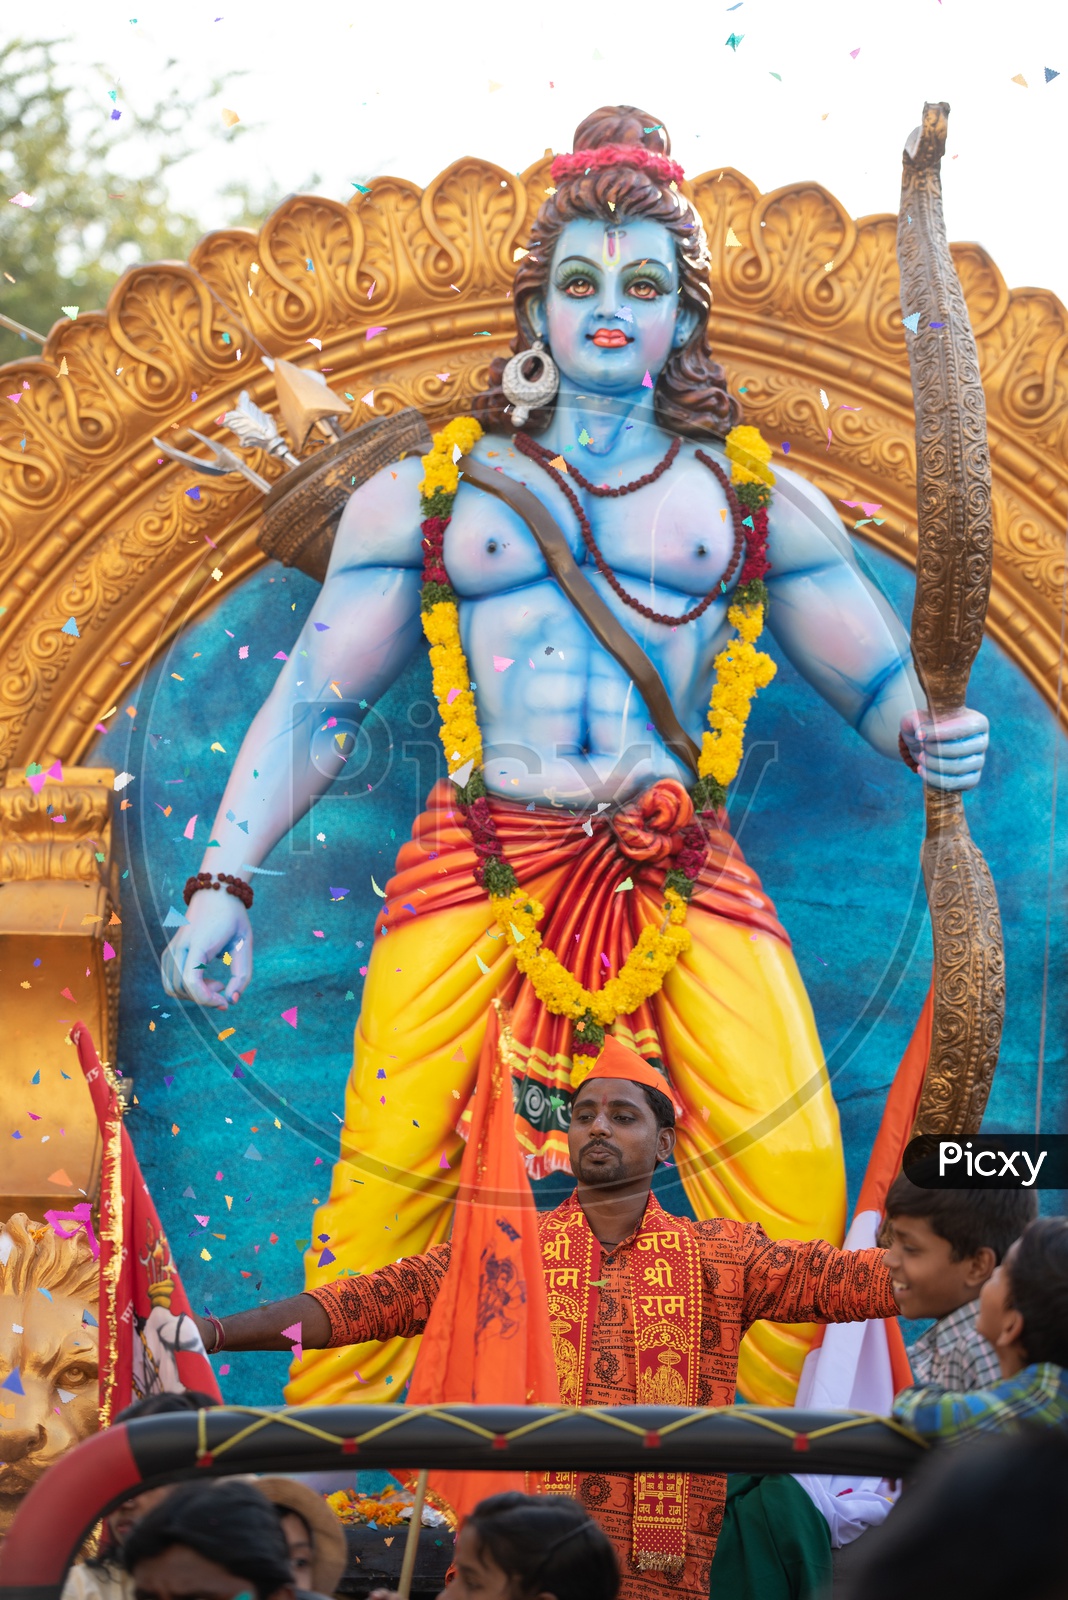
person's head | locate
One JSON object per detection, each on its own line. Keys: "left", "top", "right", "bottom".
{"left": 473, "top": 105, "right": 738, "bottom": 440}
{"left": 444, "top": 1493, "right": 618, "bottom": 1600}
{"left": 107, "top": 1391, "right": 220, "bottom": 1547}
{"left": 255, "top": 1478, "right": 347, "bottom": 1595}
{"left": 882, "top": 1174, "right": 1037, "bottom": 1320}
{"left": 124, "top": 1480, "right": 295, "bottom": 1600}
{"left": 977, "top": 1215, "right": 1068, "bottom": 1378}
{"left": 843, "top": 1430, "right": 1068, "bottom": 1600}
{"left": 568, "top": 1041, "right": 676, "bottom": 1193}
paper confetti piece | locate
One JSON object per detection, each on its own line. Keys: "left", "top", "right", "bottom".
{"left": 103, "top": 942, "right": 116, "bottom": 960}
{"left": 1045, "top": 67, "right": 1060, "bottom": 83}
{"left": 902, "top": 312, "right": 921, "bottom": 333}
{"left": 371, "top": 876, "right": 386, "bottom": 897}
{"left": 725, "top": 32, "right": 744, "bottom": 49}
{"left": 183, "top": 814, "right": 197, "bottom": 840}
{"left": 366, "top": 326, "right": 387, "bottom": 339}
{"left": 614, "top": 877, "right": 634, "bottom": 892}
{"left": 476, "top": 953, "right": 491, "bottom": 975}
{"left": 221, "top": 108, "right": 240, "bottom": 127}
{"left": 724, "top": 226, "right": 742, "bottom": 249}
{"left": 849, "top": 47, "right": 861, "bottom": 58}
{"left": 439, "top": 1151, "right": 451, "bottom": 1169}
{"left": 162, "top": 906, "right": 188, "bottom": 927}
{"left": 450, "top": 757, "right": 475, "bottom": 788}
{"left": 8, "top": 192, "right": 35, "bottom": 208}
{"left": 280, "top": 1006, "right": 298, "bottom": 1027}
{"left": 493, "top": 656, "right": 514, "bottom": 671}
{"left": 1011, "top": 73, "right": 1028, "bottom": 87}
{"left": 61, "top": 617, "right": 80, "bottom": 637}
{"left": 2, "top": 1371, "right": 25, "bottom": 1394}
{"left": 48, "top": 1169, "right": 73, "bottom": 1186}
{"left": 243, "top": 1143, "right": 262, "bottom": 1160}
{"left": 642, "top": 370, "right": 653, "bottom": 388}
{"left": 114, "top": 771, "right": 134, "bottom": 790}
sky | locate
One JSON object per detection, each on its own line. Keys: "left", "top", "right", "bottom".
{"left": 40, "top": 0, "right": 1068, "bottom": 307}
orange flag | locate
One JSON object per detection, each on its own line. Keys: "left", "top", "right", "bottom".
{"left": 406, "top": 1005, "right": 561, "bottom": 1523}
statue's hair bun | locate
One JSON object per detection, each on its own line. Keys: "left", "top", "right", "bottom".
{"left": 571, "top": 105, "right": 671, "bottom": 159}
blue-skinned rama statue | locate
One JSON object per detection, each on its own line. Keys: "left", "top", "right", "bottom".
{"left": 162, "top": 105, "right": 989, "bottom": 1409}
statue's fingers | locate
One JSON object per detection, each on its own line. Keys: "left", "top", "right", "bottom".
{"left": 921, "top": 767, "right": 982, "bottom": 792}
{"left": 224, "top": 939, "right": 253, "bottom": 1002}
{"left": 161, "top": 941, "right": 190, "bottom": 998}
{"left": 922, "top": 732, "right": 989, "bottom": 759}
{"left": 919, "top": 751, "right": 985, "bottom": 777}
{"left": 182, "top": 957, "right": 230, "bottom": 1010}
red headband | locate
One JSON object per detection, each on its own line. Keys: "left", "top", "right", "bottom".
{"left": 551, "top": 144, "right": 685, "bottom": 188}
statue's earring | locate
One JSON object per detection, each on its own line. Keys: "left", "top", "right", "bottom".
{"left": 501, "top": 340, "right": 559, "bottom": 427}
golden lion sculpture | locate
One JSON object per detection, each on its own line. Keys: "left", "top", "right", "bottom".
{"left": 0, "top": 1213, "right": 99, "bottom": 1537}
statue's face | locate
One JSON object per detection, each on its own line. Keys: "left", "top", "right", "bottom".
{"left": 0, "top": 1286, "right": 99, "bottom": 1533}
{"left": 529, "top": 217, "right": 698, "bottom": 397}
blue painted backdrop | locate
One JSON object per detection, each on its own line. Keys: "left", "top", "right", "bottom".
{"left": 89, "top": 541, "right": 1068, "bottom": 1405}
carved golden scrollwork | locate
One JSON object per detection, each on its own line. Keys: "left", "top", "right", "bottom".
{"left": 0, "top": 146, "right": 1065, "bottom": 781}
{"left": 0, "top": 767, "right": 118, "bottom": 1215}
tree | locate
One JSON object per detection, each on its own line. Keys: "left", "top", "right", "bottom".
{"left": 0, "top": 38, "right": 254, "bottom": 365}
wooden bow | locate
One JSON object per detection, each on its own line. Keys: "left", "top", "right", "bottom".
{"left": 897, "top": 102, "right": 1006, "bottom": 1136}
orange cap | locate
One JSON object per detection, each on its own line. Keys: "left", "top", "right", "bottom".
{"left": 574, "top": 1036, "right": 683, "bottom": 1115}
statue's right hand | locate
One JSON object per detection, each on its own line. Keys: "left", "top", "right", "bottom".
{"left": 160, "top": 890, "right": 253, "bottom": 1011}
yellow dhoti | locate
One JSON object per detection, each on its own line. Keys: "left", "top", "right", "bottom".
{"left": 287, "top": 780, "right": 846, "bottom": 1409}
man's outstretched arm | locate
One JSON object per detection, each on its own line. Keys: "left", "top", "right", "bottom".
{"left": 194, "top": 1243, "right": 452, "bottom": 1353}
{"left": 740, "top": 1224, "right": 899, "bottom": 1330}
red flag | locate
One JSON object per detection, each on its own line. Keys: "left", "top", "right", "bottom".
{"left": 72, "top": 1023, "right": 221, "bottom": 1422}
{"left": 406, "top": 1006, "right": 560, "bottom": 1524}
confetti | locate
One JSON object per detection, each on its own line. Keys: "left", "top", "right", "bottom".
{"left": 280, "top": 1006, "right": 298, "bottom": 1027}
{"left": 725, "top": 32, "right": 744, "bottom": 49}
{"left": 1045, "top": 67, "right": 1060, "bottom": 83}
{"left": 61, "top": 617, "right": 80, "bottom": 637}
{"left": 61, "top": 306, "right": 79, "bottom": 320}
{"left": 493, "top": 656, "right": 514, "bottom": 671}
{"left": 1011, "top": 74, "right": 1028, "bottom": 88}
{"left": 8, "top": 192, "right": 35, "bottom": 208}
{"left": 221, "top": 108, "right": 240, "bottom": 127}
{"left": 724, "top": 226, "right": 742, "bottom": 249}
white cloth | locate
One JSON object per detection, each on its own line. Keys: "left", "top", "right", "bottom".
{"left": 792, "top": 1210, "right": 900, "bottom": 1548}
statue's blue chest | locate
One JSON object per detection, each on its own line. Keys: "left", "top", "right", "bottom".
{"left": 443, "top": 454, "right": 736, "bottom": 603}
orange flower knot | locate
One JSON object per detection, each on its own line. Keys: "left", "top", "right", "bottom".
{"left": 610, "top": 779, "right": 695, "bottom": 864}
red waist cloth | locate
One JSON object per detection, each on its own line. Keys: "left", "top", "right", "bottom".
{"left": 377, "top": 778, "right": 788, "bottom": 1172}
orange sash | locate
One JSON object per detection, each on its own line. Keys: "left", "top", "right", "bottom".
{"left": 539, "top": 1196, "right": 702, "bottom": 1575}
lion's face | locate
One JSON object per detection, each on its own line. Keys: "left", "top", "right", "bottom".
{"left": 0, "top": 1216, "right": 99, "bottom": 1537}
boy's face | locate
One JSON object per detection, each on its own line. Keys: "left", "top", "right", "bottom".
{"left": 976, "top": 1242, "right": 1027, "bottom": 1377}
{"left": 883, "top": 1213, "right": 995, "bottom": 1320}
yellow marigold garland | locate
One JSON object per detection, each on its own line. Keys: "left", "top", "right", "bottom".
{"left": 418, "top": 417, "right": 777, "bottom": 1062}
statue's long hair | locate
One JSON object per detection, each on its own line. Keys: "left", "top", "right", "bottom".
{"left": 472, "top": 105, "right": 740, "bottom": 442}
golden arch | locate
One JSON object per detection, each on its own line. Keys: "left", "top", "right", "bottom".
{"left": 2, "top": 152, "right": 1067, "bottom": 773}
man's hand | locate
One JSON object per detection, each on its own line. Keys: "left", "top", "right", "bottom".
{"left": 161, "top": 890, "right": 253, "bottom": 1011}
{"left": 900, "top": 706, "right": 989, "bottom": 791}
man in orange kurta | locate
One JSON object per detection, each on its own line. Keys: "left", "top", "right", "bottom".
{"left": 195, "top": 1039, "right": 898, "bottom": 1599}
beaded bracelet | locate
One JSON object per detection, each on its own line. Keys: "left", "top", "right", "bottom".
{"left": 183, "top": 871, "right": 255, "bottom": 909}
